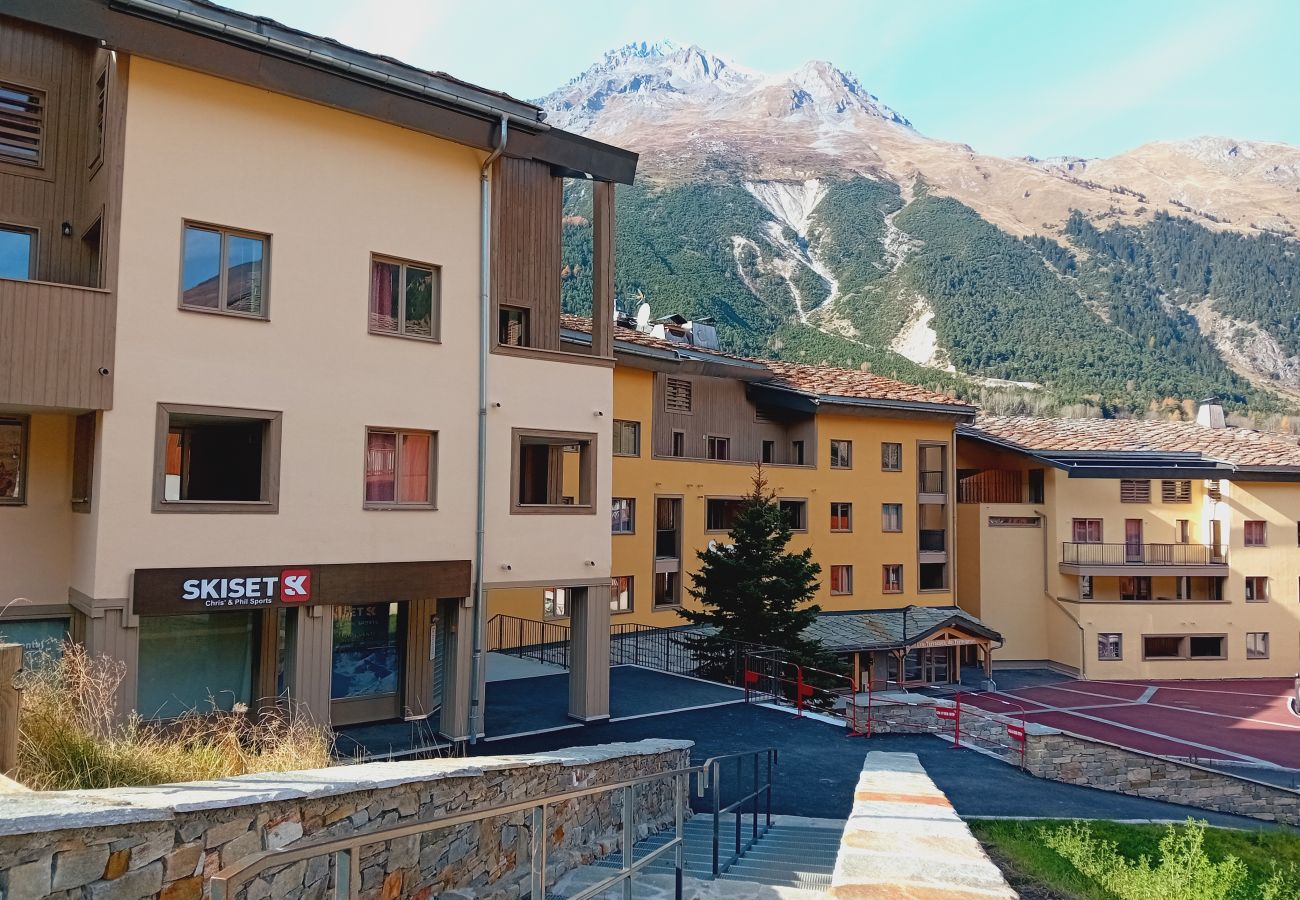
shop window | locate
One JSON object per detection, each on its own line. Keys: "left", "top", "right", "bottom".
{"left": 779, "top": 499, "right": 807, "bottom": 531}
{"left": 1119, "top": 479, "right": 1150, "bottom": 503}
{"left": 761, "top": 440, "right": 775, "bottom": 464}
{"left": 71, "top": 412, "right": 95, "bottom": 512}
{"left": 364, "top": 428, "right": 436, "bottom": 508}
{"left": 919, "top": 562, "right": 947, "bottom": 591}
{"left": 611, "top": 497, "right": 635, "bottom": 534}
{"left": 670, "top": 431, "right": 686, "bottom": 458}
{"left": 0, "top": 225, "right": 35, "bottom": 280}
{"left": 830, "top": 502, "right": 852, "bottom": 532}
{"left": 543, "top": 588, "right": 568, "bottom": 619}
{"left": 331, "top": 604, "right": 400, "bottom": 701}
{"left": 882, "top": 564, "right": 903, "bottom": 594}
{"left": 1245, "top": 576, "right": 1268, "bottom": 602}
{"left": 791, "top": 440, "right": 805, "bottom": 466}
{"left": 881, "top": 503, "right": 903, "bottom": 533}
{"left": 0, "top": 415, "right": 28, "bottom": 505}
{"left": 511, "top": 430, "right": 595, "bottom": 513}
{"left": 1120, "top": 576, "right": 1152, "bottom": 602}
{"left": 881, "top": 442, "right": 903, "bottom": 472}
{"left": 1097, "top": 633, "right": 1121, "bottom": 660}
{"left": 612, "top": 420, "right": 640, "bottom": 456}
{"left": 706, "top": 498, "right": 744, "bottom": 532}
{"left": 830, "top": 565, "right": 853, "bottom": 595}
{"left": 1245, "top": 520, "right": 1267, "bottom": 546}
{"left": 829, "top": 439, "right": 852, "bottom": 469}
{"left": 1079, "top": 575, "right": 1093, "bottom": 600}
{"left": 665, "top": 378, "right": 692, "bottom": 413}
{"left": 154, "top": 405, "right": 281, "bottom": 513}
{"left": 0, "top": 617, "right": 68, "bottom": 664}
{"left": 137, "top": 613, "right": 255, "bottom": 718}
{"left": 0, "top": 81, "right": 43, "bottom": 166}
{"left": 180, "top": 223, "right": 269, "bottom": 317}
{"left": 611, "top": 576, "right": 633, "bottom": 613}
{"left": 1246, "top": 632, "right": 1269, "bottom": 660}
{"left": 654, "top": 570, "right": 680, "bottom": 608}
{"left": 1161, "top": 479, "right": 1192, "bottom": 503}
{"left": 498, "top": 306, "right": 529, "bottom": 346}
{"left": 369, "top": 255, "right": 439, "bottom": 340}
{"left": 707, "top": 436, "right": 730, "bottom": 461}
{"left": 1028, "top": 469, "right": 1045, "bottom": 503}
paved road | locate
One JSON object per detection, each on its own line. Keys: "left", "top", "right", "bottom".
{"left": 476, "top": 702, "right": 1276, "bottom": 829}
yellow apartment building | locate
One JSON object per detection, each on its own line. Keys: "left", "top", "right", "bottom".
{"left": 0, "top": 1, "right": 634, "bottom": 741}
{"left": 957, "top": 410, "right": 1300, "bottom": 680}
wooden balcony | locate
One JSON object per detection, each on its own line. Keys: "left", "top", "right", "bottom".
{"left": 0, "top": 277, "right": 114, "bottom": 409}
{"left": 1060, "top": 542, "right": 1227, "bottom": 575}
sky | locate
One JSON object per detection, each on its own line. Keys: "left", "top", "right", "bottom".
{"left": 224, "top": 0, "right": 1300, "bottom": 159}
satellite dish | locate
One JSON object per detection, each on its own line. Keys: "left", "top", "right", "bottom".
{"left": 707, "top": 539, "right": 720, "bottom": 552}
{"left": 635, "top": 302, "right": 652, "bottom": 333}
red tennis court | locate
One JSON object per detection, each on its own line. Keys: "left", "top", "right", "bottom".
{"left": 962, "top": 677, "right": 1300, "bottom": 769}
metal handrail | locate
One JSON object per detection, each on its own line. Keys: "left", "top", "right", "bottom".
{"left": 210, "top": 765, "right": 698, "bottom": 900}
{"left": 697, "top": 749, "right": 778, "bottom": 877}
{"left": 1061, "top": 541, "right": 1223, "bottom": 567}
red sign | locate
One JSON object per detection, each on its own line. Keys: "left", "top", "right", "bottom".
{"left": 1006, "top": 723, "right": 1026, "bottom": 742}
{"left": 280, "top": 568, "right": 312, "bottom": 603}
{"left": 935, "top": 706, "right": 957, "bottom": 720}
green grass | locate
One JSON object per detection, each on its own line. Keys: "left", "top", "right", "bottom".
{"left": 968, "top": 819, "right": 1300, "bottom": 900}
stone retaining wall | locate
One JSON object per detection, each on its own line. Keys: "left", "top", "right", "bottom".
{"left": 853, "top": 693, "right": 1300, "bottom": 826}
{"left": 0, "top": 740, "right": 691, "bottom": 900}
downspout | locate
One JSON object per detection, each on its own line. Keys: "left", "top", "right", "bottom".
{"left": 469, "top": 116, "right": 507, "bottom": 744}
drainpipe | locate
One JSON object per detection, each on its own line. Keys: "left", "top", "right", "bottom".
{"left": 468, "top": 116, "right": 508, "bottom": 745}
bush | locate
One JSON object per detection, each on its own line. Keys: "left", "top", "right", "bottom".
{"left": 16, "top": 642, "right": 334, "bottom": 790}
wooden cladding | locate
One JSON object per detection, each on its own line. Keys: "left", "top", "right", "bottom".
{"left": 0, "top": 278, "right": 114, "bottom": 408}
{"left": 958, "top": 469, "right": 1023, "bottom": 504}
{"left": 491, "top": 156, "right": 562, "bottom": 351}
{"left": 0, "top": 81, "right": 43, "bottom": 166}
{"left": 654, "top": 372, "right": 816, "bottom": 463}
{"left": 591, "top": 181, "right": 615, "bottom": 357}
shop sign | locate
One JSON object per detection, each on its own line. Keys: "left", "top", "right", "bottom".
{"left": 1007, "top": 723, "right": 1026, "bottom": 742}
{"left": 913, "top": 636, "right": 982, "bottom": 649}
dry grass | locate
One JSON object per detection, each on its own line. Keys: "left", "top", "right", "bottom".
{"left": 15, "top": 642, "right": 334, "bottom": 790}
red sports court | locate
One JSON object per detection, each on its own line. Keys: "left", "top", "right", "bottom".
{"left": 963, "top": 677, "right": 1300, "bottom": 770}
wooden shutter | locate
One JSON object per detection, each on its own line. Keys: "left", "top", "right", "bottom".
{"left": 0, "top": 82, "right": 43, "bottom": 165}
{"left": 1119, "top": 479, "right": 1150, "bottom": 503}
{"left": 1161, "top": 479, "right": 1191, "bottom": 503}
{"left": 665, "top": 378, "right": 692, "bottom": 413}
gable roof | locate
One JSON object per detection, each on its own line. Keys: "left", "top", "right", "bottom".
{"left": 802, "top": 607, "right": 1001, "bottom": 652}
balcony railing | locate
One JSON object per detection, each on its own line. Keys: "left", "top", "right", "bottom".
{"left": 1061, "top": 542, "right": 1225, "bottom": 567}
{"left": 918, "top": 471, "right": 947, "bottom": 495}
{"left": 0, "top": 277, "right": 114, "bottom": 409}
{"left": 919, "top": 529, "right": 947, "bottom": 553}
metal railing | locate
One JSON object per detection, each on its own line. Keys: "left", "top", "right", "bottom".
{"left": 211, "top": 765, "right": 696, "bottom": 900}
{"left": 698, "top": 749, "right": 778, "bottom": 877}
{"left": 486, "top": 614, "right": 571, "bottom": 667}
{"left": 918, "top": 470, "right": 947, "bottom": 494}
{"left": 1061, "top": 542, "right": 1224, "bottom": 567}
{"left": 919, "top": 529, "right": 947, "bottom": 553}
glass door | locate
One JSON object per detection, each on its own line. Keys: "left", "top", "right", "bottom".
{"left": 921, "top": 648, "right": 951, "bottom": 684}
{"left": 331, "top": 603, "right": 403, "bottom": 725}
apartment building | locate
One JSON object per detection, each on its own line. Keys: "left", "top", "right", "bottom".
{"left": 0, "top": 0, "right": 634, "bottom": 740}
{"left": 957, "top": 409, "right": 1300, "bottom": 679}
{"left": 490, "top": 316, "right": 1000, "bottom": 687}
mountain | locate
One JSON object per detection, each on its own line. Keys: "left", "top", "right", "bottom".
{"left": 543, "top": 42, "right": 1300, "bottom": 416}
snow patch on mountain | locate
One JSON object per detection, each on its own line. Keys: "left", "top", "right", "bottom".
{"left": 744, "top": 179, "right": 841, "bottom": 313}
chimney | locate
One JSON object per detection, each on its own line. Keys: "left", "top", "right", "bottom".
{"left": 1196, "top": 398, "right": 1226, "bottom": 429}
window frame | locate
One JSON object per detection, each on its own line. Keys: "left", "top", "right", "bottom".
{"left": 1161, "top": 479, "right": 1192, "bottom": 503}
{"left": 1079, "top": 575, "right": 1093, "bottom": 600}
{"left": 611, "top": 497, "right": 636, "bottom": 534}
{"left": 705, "top": 497, "right": 745, "bottom": 533}
{"left": 0, "top": 414, "right": 30, "bottom": 506}
{"left": 1175, "top": 519, "right": 1190, "bottom": 544}
{"left": 881, "top": 442, "right": 903, "bottom": 472}
{"left": 830, "top": 501, "right": 853, "bottom": 533}
{"left": 367, "top": 253, "right": 442, "bottom": 342}
{"left": 881, "top": 502, "right": 903, "bottom": 533}
{"left": 509, "top": 428, "right": 597, "bottom": 515}
{"left": 152, "top": 403, "right": 282, "bottom": 514}
{"left": 1027, "top": 469, "right": 1045, "bottom": 504}
{"left": 1246, "top": 632, "right": 1269, "bottom": 660}
{"left": 0, "top": 223, "right": 38, "bottom": 281}
{"left": 611, "top": 575, "right": 634, "bottom": 614}
{"left": 779, "top": 498, "right": 808, "bottom": 532}
{"left": 1097, "top": 633, "right": 1122, "bottom": 660}
{"left": 178, "top": 221, "right": 272, "bottom": 320}
{"left": 761, "top": 440, "right": 775, "bottom": 464}
{"left": 791, "top": 440, "right": 806, "bottom": 466}
{"left": 1119, "top": 479, "right": 1151, "bottom": 503}
{"left": 362, "top": 426, "right": 438, "bottom": 510}
{"left": 543, "top": 587, "right": 569, "bottom": 620}
{"left": 71, "top": 411, "right": 95, "bottom": 513}
{"left": 612, "top": 420, "right": 641, "bottom": 457}
{"left": 1072, "top": 518, "right": 1103, "bottom": 543}
{"left": 830, "top": 564, "right": 853, "bottom": 596}
{"left": 706, "top": 435, "right": 731, "bottom": 461}
{"left": 1119, "top": 576, "right": 1152, "bottom": 602}
{"left": 89, "top": 65, "right": 108, "bottom": 174}
{"left": 1244, "top": 575, "right": 1268, "bottom": 602}
{"left": 1244, "top": 520, "right": 1268, "bottom": 547}
{"left": 670, "top": 431, "right": 686, "bottom": 458}
{"left": 0, "top": 79, "right": 45, "bottom": 171}
{"left": 498, "top": 305, "right": 530, "bottom": 347}
{"left": 882, "top": 564, "right": 904, "bottom": 594}
{"left": 829, "top": 439, "right": 853, "bottom": 469}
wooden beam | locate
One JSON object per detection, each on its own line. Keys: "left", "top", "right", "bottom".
{"left": 0, "top": 644, "right": 21, "bottom": 776}
{"left": 591, "top": 181, "right": 616, "bottom": 358}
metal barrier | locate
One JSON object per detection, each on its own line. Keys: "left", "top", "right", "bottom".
{"left": 743, "top": 654, "right": 863, "bottom": 734}
{"left": 486, "top": 613, "right": 571, "bottom": 668}
{"left": 210, "top": 765, "right": 695, "bottom": 900}
{"left": 697, "top": 749, "right": 778, "bottom": 878}
{"left": 949, "top": 693, "right": 1028, "bottom": 768}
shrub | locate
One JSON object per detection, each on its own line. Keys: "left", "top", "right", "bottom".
{"left": 16, "top": 642, "right": 333, "bottom": 790}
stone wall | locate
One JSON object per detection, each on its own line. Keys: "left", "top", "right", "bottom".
{"left": 0, "top": 740, "right": 692, "bottom": 900}
{"left": 853, "top": 693, "right": 1300, "bottom": 826}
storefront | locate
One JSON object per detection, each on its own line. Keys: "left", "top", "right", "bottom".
{"left": 131, "top": 560, "right": 471, "bottom": 733}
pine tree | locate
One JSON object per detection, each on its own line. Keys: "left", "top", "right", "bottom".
{"left": 677, "top": 466, "right": 834, "bottom": 672}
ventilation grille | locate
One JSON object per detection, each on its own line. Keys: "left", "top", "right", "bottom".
{"left": 665, "top": 378, "right": 692, "bottom": 413}
{"left": 1161, "top": 479, "right": 1192, "bottom": 503}
{"left": 0, "top": 82, "right": 43, "bottom": 166}
{"left": 1119, "top": 479, "right": 1151, "bottom": 503}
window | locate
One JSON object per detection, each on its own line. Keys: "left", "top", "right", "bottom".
{"left": 1079, "top": 575, "right": 1093, "bottom": 600}
{"left": 1246, "top": 632, "right": 1269, "bottom": 660}
{"left": 154, "top": 405, "right": 281, "bottom": 513}
{"left": 830, "top": 440, "right": 852, "bottom": 469}
{"left": 1245, "top": 520, "right": 1267, "bottom": 546}
{"left": 707, "top": 436, "right": 731, "bottom": 461}
{"left": 1072, "top": 518, "right": 1103, "bottom": 543}
{"left": 919, "top": 563, "right": 947, "bottom": 591}
{"left": 180, "top": 223, "right": 269, "bottom": 317}
{"left": 988, "top": 516, "right": 1041, "bottom": 527}
{"left": 611, "top": 497, "right": 635, "bottom": 534}
{"left": 670, "top": 431, "right": 686, "bottom": 458}
{"left": 363, "top": 428, "right": 435, "bottom": 508}
{"left": 369, "top": 256, "right": 439, "bottom": 340}
{"left": 761, "top": 440, "right": 775, "bottom": 464}
{"left": 1098, "top": 633, "right": 1121, "bottom": 660}
{"left": 779, "top": 499, "right": 808, "bottom": 531}
{"left": 881, "top": 442, "right": 903, "bottom": 471}
{"left": 1143, "top": 634, "right": 1225, "bottom": 660}
{"left": 654, "top": 571, "right": 680, "bottom": 608}
{"left": 543, "top": 587, "right": 568, "bottom": 619}
{"left": 0, "top": 225, "right": 35, "bottom": 280}
{"left": 512, "top": 430, "right": 595, "bottom": 512}
{"left": 656, "top": 497, "right": 681, "bottom": 559}
{"left": 71, "top": 412, "right": 95, "bottom": 512}
{"left": 830, "top": 565, "right": 853, "bottom": 595}
{"left": 0, "top": 416, "right": 28, "bottom": 505}
{"left": 1175, "top": 519, "right": 1190, "bottom": 544}
{"left": 498, "top": 306, "right": 529, "bottom": 346}
{"left": 881, "top": 503, "right": 903, "bottom": 532}
{"left": 1120, "top": 577, "right": 1152, "bottom": 602}
{"left": 830, "top": 502, "right": 852, "bottom": 532}
{"left": 1143, "top": 636, "right": 1182, "bottom": 659}
{"left": 1175, "top": 576, "right": 1192, "bottom": 601}
{"left": 791, "top": 440, "right": 805, "bottom": 466}
{"left": 1119, "top": 479, "right": 1151, "bottom": 503}
{"left": 882, "top": 564, "right": 903, "bottom": 593}
{"left": 1189, "top": 636, "right": 1225, "bottom": 659}
{"left": 90, "top": 66, "right": 107, "bottom": 169}
{"left": 1028, "top": 469, "right": 1045, "bottom": 504}
{"left": 137, "top": 613, "right": 255, "bottom": 719}
{"left": 665, "top": 378, "right": 692, "bottom": 413}
{"left": 1210, "top": 577, "right": 1224, "bottom": 602}
{"left": 611, "top": 576, "right": 633, "bottom": 613}
{"left": 0, "top": 81, "right": 43, "bottom": 166}
{"left": 612, "top": 420, "right": 641, "bottom": 457}
{"left": 706, "top": 498, "right": 745, "bottom": 532}
{"left": 1161, "top": 479, "right": 1192, "bottom": 503}
{"left": 1245, "top": 576, "right": 1268, "bottom": 602}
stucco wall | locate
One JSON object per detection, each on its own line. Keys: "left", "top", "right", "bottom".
{"left": 0, "top": 415, "right": 74, "bottom": 609}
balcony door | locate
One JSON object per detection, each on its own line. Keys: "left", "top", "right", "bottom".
{"left": 1125, "top": 519, "right": 1143, "bottom": 563}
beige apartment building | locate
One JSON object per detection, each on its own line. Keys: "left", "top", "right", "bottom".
{"left": 957, "top": 409, "right": 1300, "bottom": 680}
{"left": 0, "top": 0, "right": 633, "bottom": 741}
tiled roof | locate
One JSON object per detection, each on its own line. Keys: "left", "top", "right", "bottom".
{"left": 561, "top": 315, "right": 972, "bottom": 411}
{"left": 966, "top": 415, "right": 1300, "bottom": 469}
{"left": 802, "top": 607, "right": 998, "bottom": 652}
